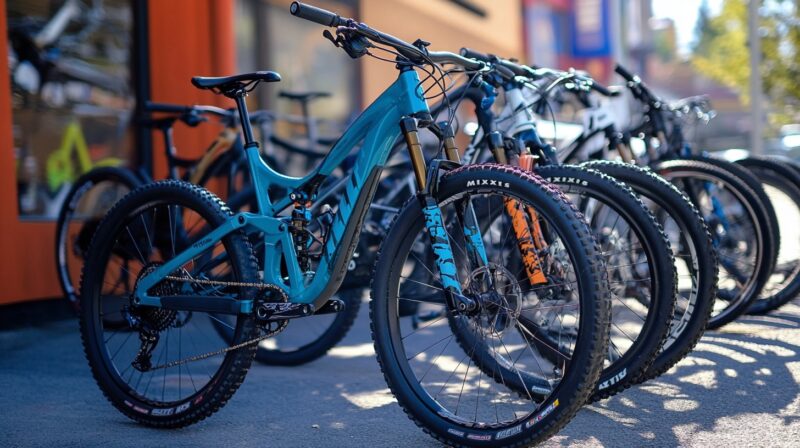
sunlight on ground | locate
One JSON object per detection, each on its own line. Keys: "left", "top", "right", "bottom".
{"left": 663, "top": 398, "right": 700, "bottom": 412}
{"left": 694, "top": 341, "right": 757, "bottom": 364}
{"left": 679, "top": 369, "right": 717, "bottom": 389}
{"left": 327, "top": 342, "right": 375, "bottom": 359}
{"left": 585, "top": 405, "right": 640, "bottom": 426}
{"left": 340, "top": 389, "right": 397, "bottom": 409}
{"left": 780, "top": 361, "right": 800, "bottom": 418}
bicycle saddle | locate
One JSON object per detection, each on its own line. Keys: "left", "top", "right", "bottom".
{"left": 191, "top": 71, "right": 281, "bottom": 94}
{"left": 278, "top": 91, "right": 331, "bottom": 102}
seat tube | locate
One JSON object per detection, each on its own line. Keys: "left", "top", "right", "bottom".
{"left": 234, "top": 94, "right": 257, "bottom": 147}
{"left": 400, "top": 117, "right": 462, "bottom": 294}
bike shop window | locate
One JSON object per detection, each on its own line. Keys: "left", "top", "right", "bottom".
{"left": 236, "top": 0, "right": 358, "bottom": 175}
{"left": 7, "top": 0, "right": 135, "bottom": 219}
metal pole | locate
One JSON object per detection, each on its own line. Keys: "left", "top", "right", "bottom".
{"left": 749, "top": 0, "right": 763, "bottom": 155}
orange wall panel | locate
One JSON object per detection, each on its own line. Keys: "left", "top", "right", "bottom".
{"left": 147, "top": 0, "right": 237, "bottom": 179}
{"left": 0, "top": 0, "right": 236, "bottom": 305}
{"left": 0, "top": 0, "right": 63, "bottom": 303}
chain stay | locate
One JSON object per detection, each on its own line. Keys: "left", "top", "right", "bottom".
{"left": 143, "top": 275, "right": 287, "bottom": 371}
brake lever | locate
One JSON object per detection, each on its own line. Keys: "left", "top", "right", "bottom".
{"left": 322, "top": 29, "right": 339, "bottom": 47}
{"left": 322, "top": 27, "right": 371, "bottom": 59}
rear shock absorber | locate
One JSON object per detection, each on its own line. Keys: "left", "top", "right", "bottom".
{"left": 289, "top": 191, "right": 313, "bottom": 273}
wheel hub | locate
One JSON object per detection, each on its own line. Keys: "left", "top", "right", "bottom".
{"left": 465, "top": 263, "right": 522, "bottom": 334}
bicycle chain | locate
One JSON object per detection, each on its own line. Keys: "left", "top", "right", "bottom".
{"left": 143, "top": 275, "right": 287, "bottom": 372}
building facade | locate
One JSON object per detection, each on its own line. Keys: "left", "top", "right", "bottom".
{"left": 0, "top": 0, "right": 523, "bottom": 305}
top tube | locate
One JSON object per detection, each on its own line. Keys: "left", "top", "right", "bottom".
{"left": 246, "top": 68, "right": 428, "bottom": 216}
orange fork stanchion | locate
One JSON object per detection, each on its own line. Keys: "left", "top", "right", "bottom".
{"left": 487, "top": 135, "right": 548, "bottom": 285}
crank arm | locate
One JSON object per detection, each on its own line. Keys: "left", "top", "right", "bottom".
{"left": 256, "top": 302, "right": 316, "bottom": 321}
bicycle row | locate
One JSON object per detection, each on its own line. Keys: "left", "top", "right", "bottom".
{"left": 60, "top": 3, "right": 799, "bottom": 446}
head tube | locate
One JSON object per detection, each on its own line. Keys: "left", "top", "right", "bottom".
{"left": 395, "top": 69, "right": 429, "bottom": 117}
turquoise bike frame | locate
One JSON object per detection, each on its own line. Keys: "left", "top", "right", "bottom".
{"left": 134, "top": 68, "right": 481, "bottom": 313}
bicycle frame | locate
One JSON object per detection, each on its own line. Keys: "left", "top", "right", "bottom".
{"left": 134, "top": 68, "right": 479, "bottom": 313}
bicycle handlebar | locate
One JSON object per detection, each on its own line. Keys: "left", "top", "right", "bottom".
{"left": 614, "top": 64, "right": 637, "bottom": 83}
{"left": 614, "top": 64, "right": 662, "bottom": 107}
{"left": 459, "top": 47, "right": 535, "bottom": 78}
{"left": 589, "top": 81, "right": 618, "bottom": 97}
{"left": 459, "top": 49, "right": 618, "bottom": 101}
{"left": 459, "top": 47, "right": 490, "bottom": 62}
{"left": 291, "top": 2, "right": 484, "bottom": 71}
{"left": 429, "top": 51, "right": 485, "bottom": 72}
{"left": 146, "top": 102, "right": 230, "bottom": 118}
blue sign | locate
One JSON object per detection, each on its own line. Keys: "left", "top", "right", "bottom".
{"left": 570, "top": 0, "right": 612, "bottom": 58}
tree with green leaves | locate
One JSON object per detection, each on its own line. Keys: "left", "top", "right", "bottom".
{"left": 691, "top": 0, "right": 799, "bottom": 131}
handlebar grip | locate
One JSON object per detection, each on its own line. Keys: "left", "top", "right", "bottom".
{"left": 290, "top": 2, "right": 347, "bottom": 27}
{"left": 494, "top": 64, "right": 516, "bottom": 81}
{"left": 145, "top": 101, "right": 191, "bottom": 114}
{"left": 614, "top": 64, "right": 637, "bottom": 83}
{"left": 459, "top": 47, "right": 491, "bottom": 62}
{"left": 461, "top": 48, "right": 538, "bottom": 79}
{"left": 590, "top": 81, "right": 614, "bottom": 97}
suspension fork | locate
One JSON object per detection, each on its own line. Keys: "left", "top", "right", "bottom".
{"left": 606, "top": 127, "right": 636, "bottom": 164}
{"left": 400, "top": 117, "right": 475, "bottom": 311}
{"left": 488, "top": 133, "right": 548, "bottom": 285}
{"left": 440, "top": 123, "right": 490, "bottom": 269}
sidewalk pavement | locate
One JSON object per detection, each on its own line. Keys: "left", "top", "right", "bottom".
{"left": 1, "top": 300, "right": 798, "bottom": 447}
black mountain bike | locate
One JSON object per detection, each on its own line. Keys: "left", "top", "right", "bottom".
{"left": 558, "top": 64, "right": 776, "bottom": 329}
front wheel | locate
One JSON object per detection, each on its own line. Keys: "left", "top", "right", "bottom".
{"left": 371, "top": 164, "right": 610, "bottom": 447}
{"left": 584, "top": 161, "right": 718, "bottom": 381}
{"left": 735, "top": 156, "right": 800, "bottom": 314}
{"left": 654, "top": 159, "right": 771, "bottom": 329}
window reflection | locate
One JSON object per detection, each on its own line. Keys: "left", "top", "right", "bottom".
{"left": 7, "top": 0, "right": 135, "bottom": 219}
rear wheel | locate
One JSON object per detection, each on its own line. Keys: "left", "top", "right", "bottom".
{"left": 80, "top": 180, "right": 259, "bottom": 427}
{"left": 371, "top": 164, "right": 610, "bottom": 446}
{"left": 55, "top": 166, "right": 141, "bottom": 312}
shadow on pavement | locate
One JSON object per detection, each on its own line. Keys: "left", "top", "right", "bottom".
{"left": 545, "top": 303, "right": 800, "bottom": 447}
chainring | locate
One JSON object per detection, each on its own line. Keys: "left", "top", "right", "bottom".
{"left": 256, "top": 284, "right": 291, "bottom": 337}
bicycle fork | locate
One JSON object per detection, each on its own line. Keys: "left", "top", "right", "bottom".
{"left": 400, "top": 117, "right": 482, "bottom": 312}
{"left": 488, "top": 134, "right": 548, "bottom": 286}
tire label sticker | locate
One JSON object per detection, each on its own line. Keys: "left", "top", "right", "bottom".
{"left": 447, "top": 428, "right": 465, "bottom": 437}
{"left": 545, "top": 176, "right": 589, "bottom": 186}
{"left": 466, "top": 180, "right": 510, "bottom": 188}
{"left": 598, "top": 368, "right": 627, "bottom": 390}
{"left": 496, "top": 424, "right": 522, "bottom": 440}
{"left": 525, "top": 398, "right": 559, "bottom": 429}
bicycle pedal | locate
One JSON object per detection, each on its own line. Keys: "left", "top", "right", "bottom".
{"left": 315, "top": 298, "right": 346, "bottom": 315}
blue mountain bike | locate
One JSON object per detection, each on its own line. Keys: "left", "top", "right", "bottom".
{"left": 79, "top": 3, "right": 611, "bottom": 445}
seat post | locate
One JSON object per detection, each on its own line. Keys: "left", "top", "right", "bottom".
{"left": 233, "top": 93, "right": 258, "bottom": 148}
